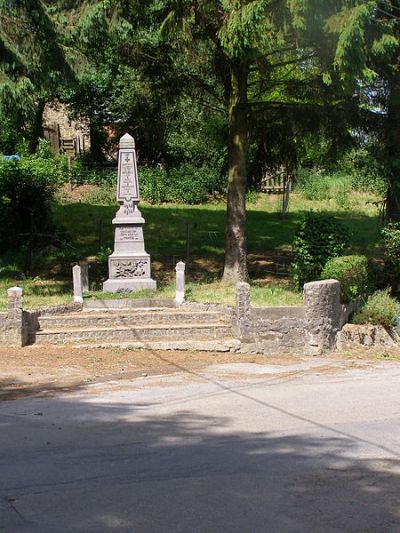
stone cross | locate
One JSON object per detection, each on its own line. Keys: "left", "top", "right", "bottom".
{"left": 103, "top": 134, "right": 156, "bottom": 292}
{"left": 175, "top": 261, "right": 186, "bottom": 304}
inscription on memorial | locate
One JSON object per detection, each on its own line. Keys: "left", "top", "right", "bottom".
{"left": 117, "top": 151, "right": 139, "bottom": 202}
{"left": 119, "top": 227, "right": 140, "bottom": 241}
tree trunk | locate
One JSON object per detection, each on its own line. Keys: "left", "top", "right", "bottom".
{"left": 28, "top": 99, "right": 46, "bottom": 154}
{"left": 222, "top": 60, "right": 249, "bottom": 282}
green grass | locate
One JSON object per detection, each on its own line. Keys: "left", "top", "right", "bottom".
{"left": 0, "top": 278, "right": 72, "bottom": 311}
{"left": 0, "top": 180, "right": 383, "bottom": 309}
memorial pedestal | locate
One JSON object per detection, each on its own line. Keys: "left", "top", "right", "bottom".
{"left": 103, "top": 134, "right": 156, "bottom": 293}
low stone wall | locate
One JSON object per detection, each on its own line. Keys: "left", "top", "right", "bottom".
{"left": 240, "top": 306, "right": 306, "bottom": 354}
{"left": 0, "top": 296, "right": 83, "bottom": 347}
{"left": 236, "top": 279, "right": 355, "bottom": 355}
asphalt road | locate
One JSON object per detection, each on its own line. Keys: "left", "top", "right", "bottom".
{"left": 1, "top": 358, "right": 400, "bottom": 532}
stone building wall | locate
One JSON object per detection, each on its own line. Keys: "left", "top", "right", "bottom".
{"left": 43, "top": 101, "right": 91, "bottom": 156}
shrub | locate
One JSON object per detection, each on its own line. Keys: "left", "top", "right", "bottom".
{"left": 165, "top": 164, "right": 225, "bottom": 204}
{"left": 352, "top": 289, "right": 400, "bottom": 330}
{"left": 139, "top": 167, "right": 168, "bottom": 204}
{"left": 342, "top": 146, "right": 388, "bottom": 196}
{"left": 139, "top": 164, "right": 225, "bottom": 204}
{"left": 381, "top": 222, "right": 400, "bottom": 288}
{"left": 291, "top": 213, "right": 350, "bottom": 289}
{"left": 295, "top": 169, "right": 332, "bottom": 201}
{"left": 0, "top": 141, "right": 67, "bottom": 256}
{"left": 321, "top": 255, "right": 369, "bottom": 303}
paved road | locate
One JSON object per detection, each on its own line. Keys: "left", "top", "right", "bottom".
{"left": 1, "top": 358, "right": 400, "bottom": 532}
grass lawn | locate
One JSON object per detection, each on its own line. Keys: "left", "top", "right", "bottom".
{"left": 0, "top": 182, "right": 382, "bottom": 310}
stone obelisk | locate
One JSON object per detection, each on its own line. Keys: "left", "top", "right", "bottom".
{"left": 103, "top": 133, "right": 156, "bottom": 292}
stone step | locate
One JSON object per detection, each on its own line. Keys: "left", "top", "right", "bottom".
{"left": 72, "top": 338, "right": 241, "bottom": 352}
{"left": 38, "top": 310, "right": 231, "bottom": 329}
{"left": 34, "top": 322, "right": 235, "bottom": 345}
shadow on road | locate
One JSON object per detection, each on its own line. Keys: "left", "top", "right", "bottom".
{"left": 1, "top": 379, "right": 399, "bottom": 532}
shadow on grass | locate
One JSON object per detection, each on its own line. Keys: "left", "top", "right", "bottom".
{"left": 0, "top": 360, "right": 399, "bottom": 531}
{"left": 55, "top": 203, "right": 383, "bottom": 261}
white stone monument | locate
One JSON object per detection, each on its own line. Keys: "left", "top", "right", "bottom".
{"left": 103, "top": 133, "right": 156, "bottom": 292}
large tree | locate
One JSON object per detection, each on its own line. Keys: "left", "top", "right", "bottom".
{"left": 327, "top": 0, "right": 400, "bottom": 220}
{"left": 160, "top": 0, "right": 356, "bottom": 281}
{"left": 0, "top": 0, "right": 74, "bottom": 152}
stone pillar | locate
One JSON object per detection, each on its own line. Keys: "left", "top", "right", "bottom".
{"left": 175, "top": 261, "right": 185, "bottom": 305}
{"left": 103, "top": 133, "right": 156, "bottom": 292}
{"left": 236, "top": 282, "right": 251, "bottom": 338}
{"left": 6, "top": 287, "right": 27, "bottom": 347}
{"left": 73, "top": 265, "right": 83, "bottom": 303}
{"left": 304, "top": 279, "right": 342, "bottom": 355}
{"left": 79, "top": 261, "right": 89, "bottom": 292}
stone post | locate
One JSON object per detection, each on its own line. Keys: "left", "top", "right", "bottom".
{"left": 304, "top": 279, "right": 342, "bottom": 355}
{"left": 73, "top": 265, "right": 83, "bottom": 304}
{"left": 175, "top": 261, "right": 185, "bottom": 305}
{"left": 79, "top": 261, "right": 89, "bottom": 292}
{"left": 6, "top": 287, "right": 27, "bottom": 347}
{"left": 236, "top": 282, "right": 251, "bottom": 338}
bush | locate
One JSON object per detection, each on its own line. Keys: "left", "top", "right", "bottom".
{"left": 291, "top": 213, "right": 350, "bottom": 289}
{"left": 295, "top": 168, "right": 332, "bottom": 201}
{"left": 352, "top": 289, "right": 400, "bottom": 329}
{"left": 139, "top": 167, "right": 168, "bottom": 204}
{"left": 139, "top": 164, "right": 225, "bottom": 204}
{"left": 166, "top": 164, "right": 225, "bottom": 204}
{"left": 381, "top": 222, "right": 400, "bottom": 289}
{"left": 0, "top": 141, "right": 67, "bottom": 256}
{"left": 342, "top": 146, "right": 388, "bottom": 196}
{"left": 321, "top": 255, "right": 369, "bottom": 303}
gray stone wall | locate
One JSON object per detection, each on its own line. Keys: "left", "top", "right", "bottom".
{"left": 0, "top": 288, "right": 28, "bottom": 347}
{"left": 240, "top": 306, "right": 307, "bottom": 354}
{"left": 236, "top": 279, "right": 352, "bottom": 355}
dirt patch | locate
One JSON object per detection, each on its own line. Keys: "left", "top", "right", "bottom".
{"left": 1, "top": 344, "right": 397, "bottom": 402}
{"left": 0, "top": 346, "right": 310, "bottom": 401}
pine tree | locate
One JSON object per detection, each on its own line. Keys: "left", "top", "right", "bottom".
{"left": 162, "top": 0, "right": 352, "bottom": 281}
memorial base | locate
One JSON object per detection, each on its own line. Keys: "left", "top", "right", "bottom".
{"left": 103, "top": 278, "right": 157, "bottom": 293}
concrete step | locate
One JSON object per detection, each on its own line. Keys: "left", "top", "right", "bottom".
{"left": 34, "top": 322, "right": 235, "bottom": 345}
{"left": 38, "top": 310, "right": 230, "bottom": 329}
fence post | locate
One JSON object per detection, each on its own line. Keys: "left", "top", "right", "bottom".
{"left": 72, "top": 265, "right": 83, "bottom": 304}
{"left": 175, "top": 261, "right": 186, "bottom": 305}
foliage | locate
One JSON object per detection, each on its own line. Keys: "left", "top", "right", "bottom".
{"left": 342, "top": 146, "right": 388, "bottom": 196}
{"left": 321, "top": 254, "right": 369, "bottom": 303}
{"left": 95, "top": 246, "right": 112, "bottom": 278}
{"left": 162, "top": 165, "right": 224, "bottom": 204}
{"left": 296, "top": 169, "right": 332, "bottom": 201}
{"left": 352, "top": 289, "right": 400, "bottom": 330}
{"left": 291, "top": 213, "right": 350, "bottom": 289}
{"left": 382, "top": 222, "right": 400, "bottom": 288}
{"left": 79, "top": 164, "right": 226, "bottom": 205}
{"left": 0, "top": 140, "right": 67, "bottom": 254}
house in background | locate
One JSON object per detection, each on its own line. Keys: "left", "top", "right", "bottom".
{"left": 43, "top": 101, "right": 91, "bottom": 158}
